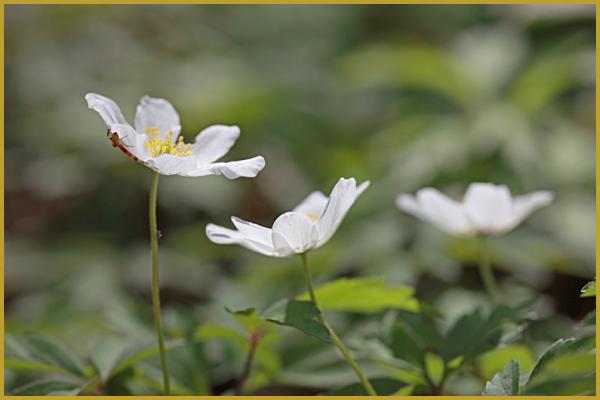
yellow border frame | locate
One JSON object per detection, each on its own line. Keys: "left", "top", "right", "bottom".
{"left": 0, "top": 1, "right": 597, "bottom": 398}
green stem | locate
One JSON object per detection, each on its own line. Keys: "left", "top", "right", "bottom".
{"left": 149, "top": 172, "right": 170, "bottom": 395}
{"left": 300, "top": 253, "right": 377, "bottom": 396}
{"left": 477, "top": 237, "right": 500, "bottom": 304}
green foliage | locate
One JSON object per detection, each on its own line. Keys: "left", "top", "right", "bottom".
{"left": 483, "top": 360, "right": 520, "bottom": 395}
{"left": 262, "top": 299, "right": 330, "bottom": 343}
{"left": 326, "top": 377, "right": 407, "bottom": 396}
{"left": 478, "top": 345, "right": 535, "bottom": 381}
{"left": 297, "top": 278, "right": 419, "bottom": 313}
{"left": 580, "top": 280, "right": 596, "bottom": 297}
{"left": 10, "top": 379, "right": 87, "bottom": 396}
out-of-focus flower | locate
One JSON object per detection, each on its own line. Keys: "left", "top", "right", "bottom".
{"left": 206, "top": 177, "right": 369, "bottom": 256}
{"left": 85, "top": 93, "right": 265, "bottom": 178}
{"left": 396, "top": 182, "right": 553, "bottom": 236}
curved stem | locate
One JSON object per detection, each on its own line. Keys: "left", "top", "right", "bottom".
{"left": 477, "top": 237, "right": 500, "bottom": 304}
{"left": 234, "top": 333, "right": 259, "bottom": 395}
{"left": 300, "top": 253, "right": 377, "bottom": 396}
{"left": 149, "top": 172, "right": 170, "bottom": 395}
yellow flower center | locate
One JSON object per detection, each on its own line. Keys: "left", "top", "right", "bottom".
{"left": 306, "top": 213, "right": 319, "bottom": 222}
{"left": 144, "top": 127, "right": 193, "bottom": 158}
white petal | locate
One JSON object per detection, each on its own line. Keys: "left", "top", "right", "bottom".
{"left": 85, "top": 93, "right": 127, "bottom": 127}
{"left": 463, "top": 183, "right": 513, "bottom": 234}
{"left": 315, "top": 178, "right": 368, "bottom": 247}
{"left": 146, "top": 154, "right": 197, "bottom": 176}
{"left": 205, "top": 223, "right": 280, "bottom": 257}
{"left": 191, "top": 125, "right": 240, "bottom": 164}
{"left": 184, "top": 156, "right": 265, "bottom": 179}
{"left": 271, "top": 212, "right": 319, "bottom": 256}
{"left": 398, "top": 188, "right": 473, "bottom": 236}
{"left": 134, "top": 95, "right": 181, "bottom": 139}
{"left": 292, "top": 191, "right": 328, "bottom": 220}
{"left": 231, "top": 216, "right": 273, "bottom": 247}
{"left": 501, "top": 191, "right": 554, "bottom": 232}
{"left": 109, "top": 123, "right": 151, "bottom": 162}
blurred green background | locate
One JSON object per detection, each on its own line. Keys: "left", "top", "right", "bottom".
{"left": 5, "top": 4, "right": 595, "bottom": 395}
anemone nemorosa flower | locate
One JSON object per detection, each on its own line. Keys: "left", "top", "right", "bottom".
{"left": 206, "top": 177, "right": 369, "bottom": 256}
{"left": 85, "top": 93, "right": 265, "bottom": 178}
{"left": 396, "top": 182, "right": 553, "bottom": 237}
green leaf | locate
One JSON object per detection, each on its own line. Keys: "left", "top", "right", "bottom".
{"left": 5, "top": 358, "right": 73, "bottom": 376}
{"left": 483, "top": 360, "right": 520, "bottom": 395}
{"left": 388, "top": 320, "right": 426, "bottom": 367}
{"left": 478, "top": 345, "right": 535, "bottom": 381}
{"left": 441, "top": 305, "right": 518, "bottom": 362}
{"left": 262, "top": 299, "right": 330, "bottom": 343}
{"left": 425, "top": 353, "right": 444, "bottom": 386}
{"left": 527, "top": 338, "right": 575, "bottom": 384}
{"left": 326, "top": 377, "right": 407, "bottom": 396}
{"left": 225, "top": 307, "right": 268, "bottom": 334}
{"left": 580, "top": 280, "right": 596, "bottom": 297}
{"left": 10, "top": 379, "right": 85, "bottom": 396}
{"left": 194, "top": 324, "right": 247, "bottom": 345}
{"left": 6, "top": 334, "right": 87, "bottom": 378}
{"left": 297, "top": 278, "right": 419, "bottom": 313}
{"left": 107, "top": 339, "right": 185, "bottom": 381}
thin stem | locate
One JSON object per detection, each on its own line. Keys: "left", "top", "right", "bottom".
{"left": 149, "top": 172, "right": 170, "bottom": 395}
{"left": 300, "top": 253, "right": 377, "bottom": 396}
{"left": 477, "top": 237, "right": 500, "bottom": 304}
{"left": 234, "top": 333, "right": 260, "bottom": 395}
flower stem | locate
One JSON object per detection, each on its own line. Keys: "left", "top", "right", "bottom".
{"left": 149, "top": 172, "right": 170, "bottom": 395}
{"left": 477, "top": 237, "right": 501, "bottom": 304}
{"left": 300, "top": 253, "right": 377, "bottom": 396}
{"left": 234, "top": 333, "right": 260, "bottom": 395}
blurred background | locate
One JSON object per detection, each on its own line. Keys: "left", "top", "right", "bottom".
{"left": 5, "top": 4, "right": 595, "bottom": 395}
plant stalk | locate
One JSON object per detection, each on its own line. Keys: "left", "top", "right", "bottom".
{"left": 300, "top": 253, "right": 377, "bottom": 396}
{"left": 477, "top": 237, "right": 501, "bottom": 304}
{"left": 234, "top": 333, "right": 260, "bottom": 395}
{"left": 149, "top": 172, "right": 170, "bottom": 395}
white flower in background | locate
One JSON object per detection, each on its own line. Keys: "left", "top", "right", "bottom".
{"left": 396, "top": 182, "right": 553, "bottom": 237}
{"left": 85, "top": 93, "right": 265, "bottom": 178}
{"left": 206, "top": 177, "right": 369, "bottom": 256}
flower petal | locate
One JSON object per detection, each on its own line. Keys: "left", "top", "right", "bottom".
{"left": 85, "top": 93, "right": 127, "bottom": 127}
{"left": 292, "top": 191, "right": 328, "bottom": 219}
{"left": 397, "top": 188, "right": 473, "bottom": 236}
{"left": 134, "top": 95, "right": 181, "bottom": 139}
{"left": 271, "top": 212, "right": 319, "bottom": 256}
{"left": 184, "top": 156, "right": 265, "bottom": 179}
{"left": 146, "top": 154, "right": 197, "bottom": 176}
{"left": 206, "top": 223, "right": 280, "bottom": 257}
{"left": 463, "top": 183, "right": 513, "bottom": 234}
{"left": 315, "top": 178, "right": 369, "bottom": 247}
{"left": 191, "top": 125, "right": 241, "bottom": 164}
{"left": 501, "top": 191, "right": 554, "bottom": 232}
{"left": 231, "top": 216, "right": 273, "bottom": 247}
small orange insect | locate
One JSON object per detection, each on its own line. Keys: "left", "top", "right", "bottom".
{"left": 107, "top": 129, "right": 142, "bottom": 163}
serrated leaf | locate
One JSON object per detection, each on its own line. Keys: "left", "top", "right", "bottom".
{"left": 297, "top": 278, "right": 418, "bottom": 313}
{"left": 388, "top": 320, "right": 426, "bottom": 367}
{"left": 580, "top": 280, "right": 596, "bottom": 297}
{"left": 483, "top": 360, "right": 520, "bottom": 395}
{"left": 6, "top": 334, "right": 87, "bottom": 378}
{"left": 262, "top": 299, "right": 330, "bottom": 343}
{"left": 10, "top": 379, "right": 85, "bottom": 396}
{"left": 326, "top": 377, "right": 407, "bottom": 396}
{"left": 107, "top": 339, "right": 185, "bottom": 381}
{"left": 225, "top": 307, "right": 268, "bottom": 333}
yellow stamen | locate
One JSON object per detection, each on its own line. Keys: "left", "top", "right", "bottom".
{"left": 144, "top": 128, "right": 193, "bottom": 158}
{"left": 306, "top": 213, "right": 319, "bottom": 222}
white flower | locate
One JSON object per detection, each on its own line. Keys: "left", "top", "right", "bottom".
{"left": 396, "top": 182, "right": 554, "bottom": 237}
{"left": 206, "top": 177, "right": 370, "bottom": 257}
{"left": 85, "top": 93, "right": 265, "bottom": 178}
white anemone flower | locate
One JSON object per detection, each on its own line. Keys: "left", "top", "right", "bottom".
{"left": 396, "top": 182, "right": 554, "bottom": 237}
{"left": 85, "top": 93, "right": 265, "bottom": 178}
{"left": 206, "top": 177, "right": 369, "bottom": 256}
